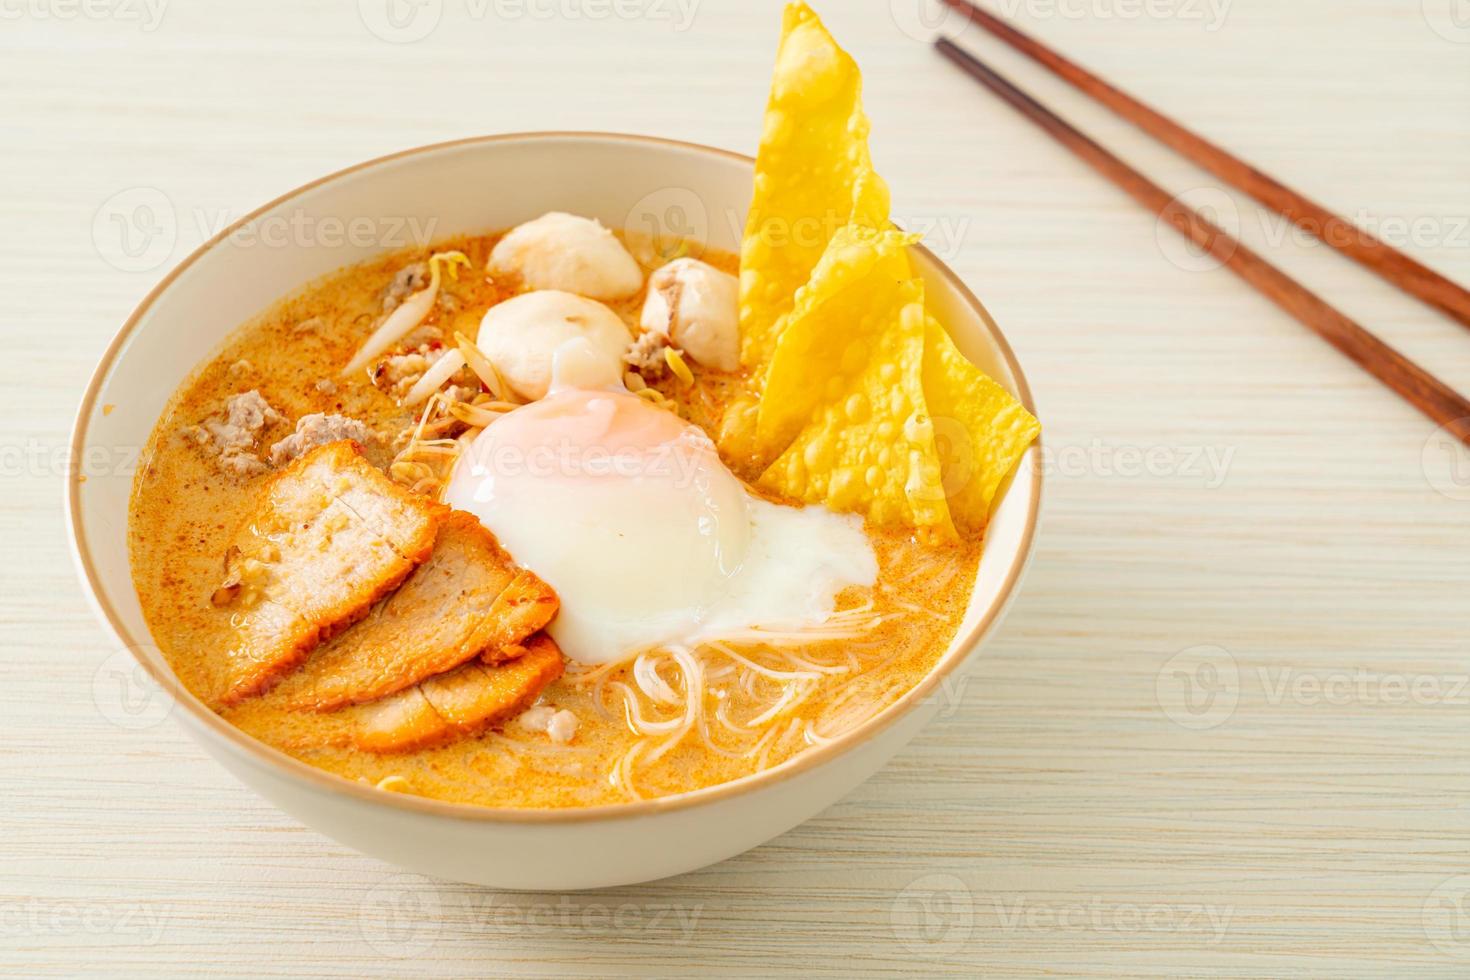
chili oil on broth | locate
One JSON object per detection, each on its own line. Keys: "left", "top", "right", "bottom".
{"left": 128, "top": 230, "right": 981, "bottom": 809}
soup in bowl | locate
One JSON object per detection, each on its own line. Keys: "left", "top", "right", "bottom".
{"left": 69, "top": 2, "right": 1040, "bottom": 890}
{"left": 70, "top": 131, "right": 1040, "bottom": 888}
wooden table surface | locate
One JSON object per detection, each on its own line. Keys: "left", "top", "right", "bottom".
{"left": 6, "top": 0, "right": 1470, "bottom": 975}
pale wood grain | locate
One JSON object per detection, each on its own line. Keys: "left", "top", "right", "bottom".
{"left": 5, "top": 0, "right": 1470, "bottom": 975}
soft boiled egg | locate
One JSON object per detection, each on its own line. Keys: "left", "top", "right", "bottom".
{"left": 445, "top": 340, "right": 877, "bottom": 666}
{"left": 488, "top": 212, "right": 644, "bottom": 300}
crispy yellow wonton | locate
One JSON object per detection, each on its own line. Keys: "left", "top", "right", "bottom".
{"left": 757, "top": 226, "right": 957, "bottom": 541}
{"left": 733, "top": 1, "right": 1040, "bottom": 537}
{"left": 922, "top": 316, "right": 1041, "bottom": 532}
{"left": 738, "top": 1, "right": 889, "bottom": 369}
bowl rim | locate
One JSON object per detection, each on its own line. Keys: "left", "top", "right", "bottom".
{"left": 68, "top": 130, "right": 1043, "bottom": 825}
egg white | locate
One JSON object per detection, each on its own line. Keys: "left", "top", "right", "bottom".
{"left": 444, "top": 360, "right": 875, "bottom": 665}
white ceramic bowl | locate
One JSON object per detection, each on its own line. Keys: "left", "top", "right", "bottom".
{"left": 68, "top": 133, "right": 1042, "bottom": 890}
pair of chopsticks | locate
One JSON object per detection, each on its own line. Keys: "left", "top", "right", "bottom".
{"left": 933, "top": 0, "right": 1470, "bottom": 445}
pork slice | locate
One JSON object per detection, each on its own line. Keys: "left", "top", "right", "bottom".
{"left": 351, "top": 686, "right": 443, "bottom": 754}
{"left": 476, "top": 571, "right": 562, "bottom": 663}
{"left": 216, "top": 441, "right": 440, "bottom": 705}
{"left": 281, "top": 441, "right": 439, "bottom": 561}
{"left": 353, "top": 634, "right": 565, "bottom": 754}
{"left": 220, "top": 595, "right": 317, "bottom": 700}
{"left": 278, "top": 512, "right": 559, "bottom": 712}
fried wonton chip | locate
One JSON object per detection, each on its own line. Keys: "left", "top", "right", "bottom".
{"left": 756, "top": 226, "right": 956, "bottom": 541}
{"left": 716, "top": 391, "right": 765, "bottom": 475}
{"left": 727, "top": 2, "right": 1040, "bottom": 540}
{"left": 739, "top": 1, "right": 889, "bottom": 369}
{"left": 922, "top": 316, "right": 1040, "bottom": 533}
{"left": 756, "top": 226, "right": 916, "bottom": 458}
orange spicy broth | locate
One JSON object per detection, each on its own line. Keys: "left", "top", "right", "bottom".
{"left": 128, "top": 231, "right": 981, "bottom": 808}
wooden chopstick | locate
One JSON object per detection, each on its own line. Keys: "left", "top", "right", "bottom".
{"left": 939, "top": 0, "right": 1470, "bottom": 331}
{"left": 934, "top": 38, "right": 1470, "bottom": 443}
